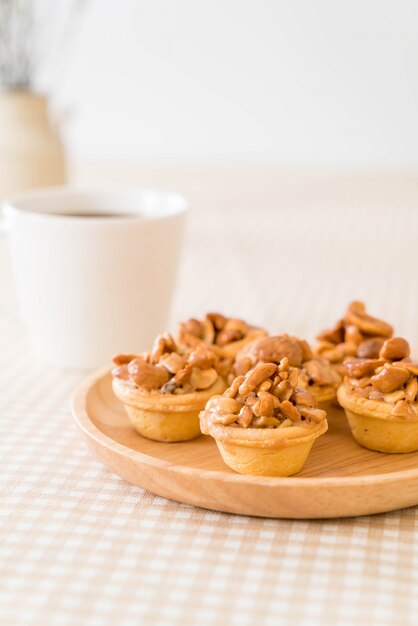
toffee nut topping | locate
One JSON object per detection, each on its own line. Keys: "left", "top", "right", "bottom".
{"left": 259, "top": 379, "right": 273, "bottom": 392}
{"left": 316, "top": 301, "right": 393, "bottom": 364}
{"left": 206, "top": 312, "right": 227, "bottom": 330}
{"left": 202, "top": 360, "right": 327, "bottom": 430}
{"left": 177, "top": 312, "right": 262, "bottom": 351}
{"left": 368, "top": 389, "right": 384, "bottom": 402}
{"left": 189, "top": 367, "right": 218, "bottom": 390}
{"left": 274, "top": 380, "right": 293, "bottom": 402}
{"left": 160, "top": 380, "right": 177, "bottom": 394}
{"left": 316, "top": 343, "right": 357, "bottom": 364}
{"left": 344, "top": 301, "right": 393, "bottom": 338}
{"left": 297, "top": 406, "right": 327, "bottom": 423}
{"left": 238, "top": 363, "right": 277, "bottom": 395}
{"left": 237, "top": 335, "right": 304, "bottom": 367}
{"left": 237, "top": 405, "right": 254, "bottom": 428}
{"left": 150, "top": 333, "right": 176, "bottom": 364}
{"left": 188, "top": 345, "right": 216, "bottom": 369}
{"left": 226, "top": 375, "right": 246, "bottom": 398}
{"left": 303, "top": 358, "right": 341, "bottom": 386}
{"left": 278, "top": 356, "right": 289, "bottom": 372}
{"left": 224, "top": 318, "right": 249, "bottom": 334}
{"left": 234, "top": 356, "right": 253, "bottom": 377}
{"left": 234, "top": 334, "right": 341, "bottom": 390}
{"left": 292, "top": 386, "right": 316, "bottom": 406}
{"left": 382, "top": 390, "right": 405, "bottom": 404}
{"left": 379, "top": 337, "right": 410, "bottom": 361}
{"left": 402, "top": 363, "right": 418, "bottom": 376}
{"left": 252, "top": 416, "right": 281, "bottom": 428}
{"left": 111, "top": 365, "right": 129, "bottom": 380}
{"left": 370, "top": 365, "right": 410, "bottom": 393}
{"left": 213, "top": 413, "right": 238, "bottom": 426}
{"left": 159, "top": 352, "right": 185, "bottom": 374}
{"left": 174, "top": 365, "right": 193, "bottom": 385}
{"left": 112, "top": 334, "right": 222, "bottom": 395}
{"left": 215, "top": 328, "right": 242, "bottom": 346}
{"left": 342, "top": 336, "right": 418, "bottom": 418}
{"left": 357, "top": 338, "right": 385, "bottom": 359}
{"left": 391, "top": 400, "right": 417, "bottom": 419}
{"left": 317, "top": 319, "right": 345, "bottom": 345}
{"left": 127, "top": 358, "right": 170, "bottom": 390}
{"left": 181, "top": 318, "right": 205, "bottom": 338}
{"left": 406, "top": 378, "right": 418, "bottom": 402}
{"left": 279, "top": 400, "right": 301, "bottom": 422}
{"left": 253, "top": 393, "right": 276, "bottom": 417}
{"left": 343, "top": 359, "right": 385, "bottom": 378}
{"left": 296, "top": 339, "right": 314, "bottom": 362}
{"left": 344, "top": 325, "right": 363, "bottom": 345}
{"left": 112, "top": 353, "right": 139, "bottom": 366}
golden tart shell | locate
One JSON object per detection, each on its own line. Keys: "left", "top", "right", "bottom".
{"left": 200, "top": 414, "right": 327, "bottom": 477}
{"left": 113, "top": 376, "right": 226, "bottom": 442}
{"left": 337, "top": 384, "right": 418, "bottom": 453}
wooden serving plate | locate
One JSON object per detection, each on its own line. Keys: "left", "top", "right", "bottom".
{"left": 72, "top": 368, "right": 418, "bottom": 519}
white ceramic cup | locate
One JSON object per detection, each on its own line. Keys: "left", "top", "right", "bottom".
{"left": 2, "top": 187, "right": 188, "bottom": 368}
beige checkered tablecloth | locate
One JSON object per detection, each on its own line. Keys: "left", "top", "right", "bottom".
{"left": 1, "top": 169, "right": 418, "bottom": 626}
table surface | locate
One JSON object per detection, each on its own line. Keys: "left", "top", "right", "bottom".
{"left": 2, "top": 166, "right": 418, "bottom": 626}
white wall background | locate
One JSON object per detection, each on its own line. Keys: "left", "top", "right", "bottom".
{"left": 56, "top": 0, "right": 418, "bottom": 167}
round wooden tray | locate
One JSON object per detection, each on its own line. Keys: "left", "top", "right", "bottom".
{"left": 72, "top": 368, "right": 418, "bottom": 519}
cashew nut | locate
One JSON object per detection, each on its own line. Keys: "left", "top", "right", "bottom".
{"left": 189, "top": 367, "right": 218, "bottom": 390}
{"left": 127, "top": 358, "right": 170, "bottom": 389}
{"left": 379, "top": 337, "right": 410, "bottom": 361}
{"left": 239, "top": 363, "right": 277, "bottom": 395}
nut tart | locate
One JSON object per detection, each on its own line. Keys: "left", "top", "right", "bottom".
{"left": 316, "top": 301, "right": 393, "bottom": 376}
{"left": 337, "top": 337, "right": 418, "bottom": 453}
{"left": 177, "top": 312, "right": 267, "bottom": 365}
{"left": 232, "top": 334, "right": 341, "bottom": 407}
{"left": 200, "top": 359, "right": 328, "bottom": 476}
{"left": 112, "top": 334, "right": 226, "bottom": 442}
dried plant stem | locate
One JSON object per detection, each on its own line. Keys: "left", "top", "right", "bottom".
{"left": 0, "top": 0, "right": 87, "bottom": 91}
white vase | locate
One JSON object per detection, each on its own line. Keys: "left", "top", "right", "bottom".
{"left": 0, "top": 91, "right": 66, "bottom": 203}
